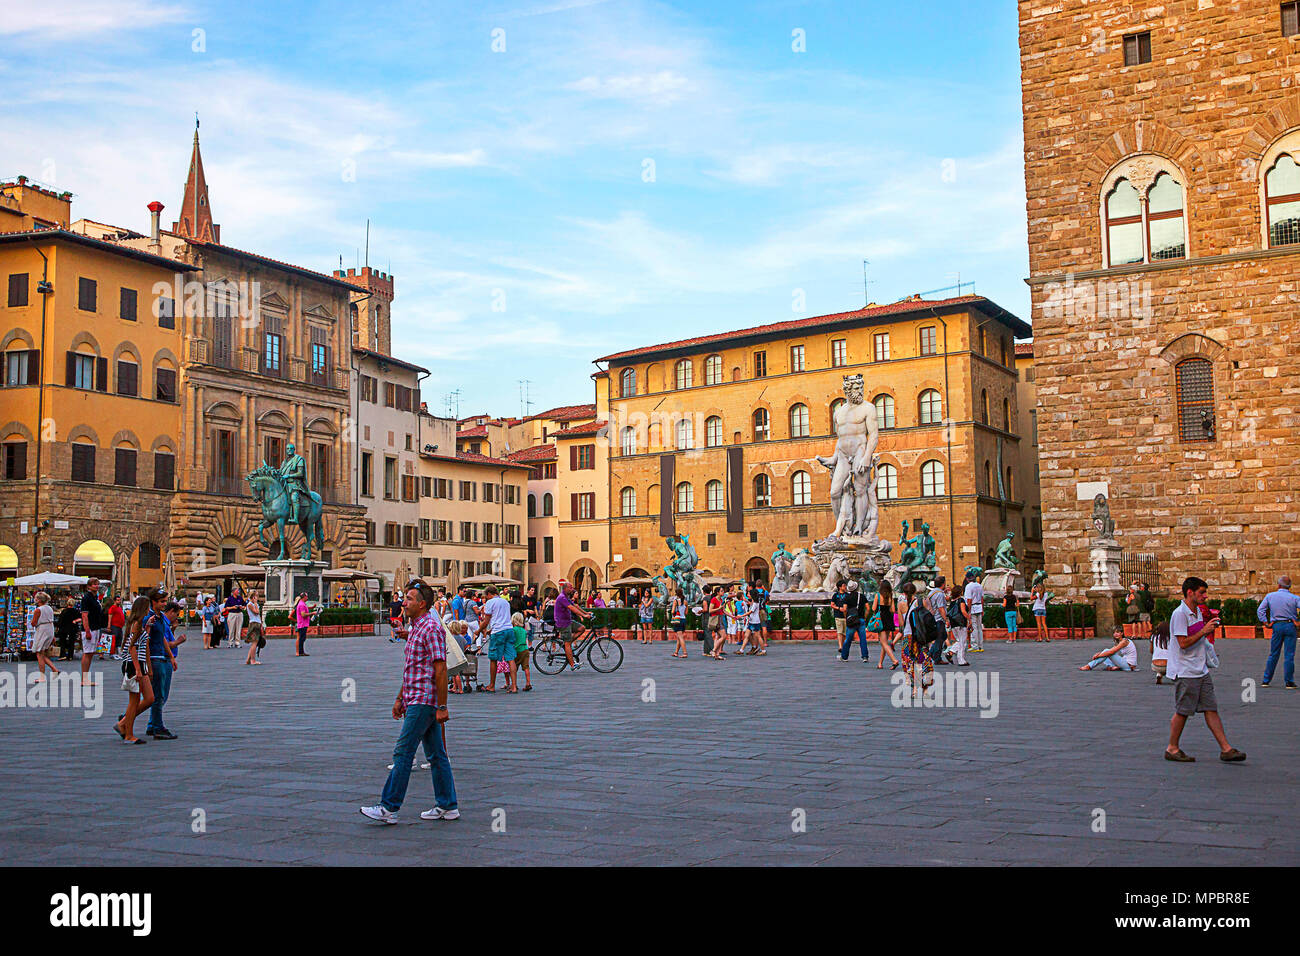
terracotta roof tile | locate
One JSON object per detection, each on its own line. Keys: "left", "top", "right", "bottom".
{"left": 595, "top": 295, "right": 1029, "bottom": 363}
{"left": 1015, "top": 341, "right": 1034, "bottom": 357}
{"left": 457, "top": 425, "right": 488, "bottom": 438}
{"left": 420, "top": 450, "right": 530, "bottom": 469}
{"left": 552, "top": 420, "right": 607, "bottom": 439}
{"left": 524, "top": 403, "right": 596, "bottom": 423}
{"left": 506, "top": 443, "right": 557, "bottom": 463}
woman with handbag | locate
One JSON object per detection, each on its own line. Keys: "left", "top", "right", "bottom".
{"left": 244, "top": 591, "right": 265, "bottom": 666}
{"left": 871, "top": 580, "right": 901, "bottom": 670}
{"left": 29, "top": 591, "right": 59, "bottom": 681}
{"left": 114, "top": 596, "right": 155, "bottom": 745}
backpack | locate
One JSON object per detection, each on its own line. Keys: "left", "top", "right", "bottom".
{"left": 911, "top": 605, "right": 940, "bottom": 647}
{"left": 946, "top": 596, "right": 966, "bottom": 629}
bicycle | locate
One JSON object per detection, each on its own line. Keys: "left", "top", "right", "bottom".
{"left": 532, "top": 623, "right": 623, "bottom": 675}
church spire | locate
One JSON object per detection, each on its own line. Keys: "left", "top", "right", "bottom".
{"left": 173, "top": 117, "right": 220, "bottom": 243}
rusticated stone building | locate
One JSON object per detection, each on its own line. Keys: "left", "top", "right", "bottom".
{"left": 1020, "top": 1, "right": 1300, "bottom": 598}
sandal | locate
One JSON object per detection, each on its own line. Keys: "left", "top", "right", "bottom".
{"left": 123, "top": 738, "right": 146, "bottom": 745}
{"left": 522, "top": 685, "right": 532, "bottom": 692}
{"left": 113, "top": 723, "right": 125, "bottom": 740}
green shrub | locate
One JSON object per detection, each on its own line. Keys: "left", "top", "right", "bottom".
{"left": 264, "top": 609, "right": 289, "bottom": 627}
{"left": 789, "top": 606, "right": 816, "bottom": 630}
{"left": 767, "top": 607, "right": 787, "bottom": 630}
{"left": 652, "top": 607, "right": 668, "bottom": 628}
{"left": 818, "top": 606, "right": 834, "bottom": 629}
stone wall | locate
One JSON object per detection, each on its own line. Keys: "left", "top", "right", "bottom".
{"left": 1019, "top": 0, "right": 1300, "bottom": 598}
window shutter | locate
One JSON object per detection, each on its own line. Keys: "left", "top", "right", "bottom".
{"left": 571, "top": 493, "right": 579, "bottom": 520}
{"left": 569, "top": 445, "right": 578, "bottom": 470}
{"left": 26, "top": 350, "right": 38, "bottom": 383}
{"left": 96, "top": 356, "right": 108, "bottom": 392}
{"left": 65, "top": 351, "right": 76, "bottom": 386}
{"left": 154, "top": 452, "right": 175, "bottom": 490}
{"left": 11, "top": 442, "right": 27, "bottom": 479}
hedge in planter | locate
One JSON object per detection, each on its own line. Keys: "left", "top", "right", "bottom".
{"left": 767, "top": 607, "right": 787, "bottom": 630}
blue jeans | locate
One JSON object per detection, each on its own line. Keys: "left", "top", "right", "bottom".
{"left": 380, "top": 704, "right": 457, "bottom": 813}
{"left": 1083, "top": 649, "right": 1132, "bottom": 671}
{"left": 146, "top": 657, "right": 172, "bottom": 733}
{"left": 840, "top": 621, "right": 870, "bottom": 660}
{"left": 1264, "top": 620, "right": 1297, "bottom": 684}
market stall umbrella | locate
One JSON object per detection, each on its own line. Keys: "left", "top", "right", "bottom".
{"left": 113, "top": 550, "right": 131, "bottom": 601}
{"left": 445, "top": 563, "right": 461, "bottom": 596}
{"left": 321, "top": 568, "right": 381, "bottom": 581}
{"left": 460, "top": 573, "right": 522, "bottom": 586}
{"left": 600, "top": 576, "right": 656, "bottom": 588}
{"left": 13, "top": 571, "right": 89, "bottom": 587}
{"left": 185, "top": 563, "right": 266, "bottom": 580}
{"left": 698, "top": 575, "right": 740, "bottom": 587}
{"left": 393, "top": 561, "right": 412, "bottom": 593}
{"left": 162, "top": 549, "right": 176, "bottom": 594}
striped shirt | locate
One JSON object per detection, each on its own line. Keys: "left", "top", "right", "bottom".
{"left": 400, "top": 611, "right": 448, "bottom": 707}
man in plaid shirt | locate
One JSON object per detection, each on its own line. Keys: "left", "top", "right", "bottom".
{"left": 361, "top": 581, "right": 459, "bottom": 824}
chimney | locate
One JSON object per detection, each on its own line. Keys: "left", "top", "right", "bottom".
{"left": 147, "top": 201, "right": 164, "bottom": 254}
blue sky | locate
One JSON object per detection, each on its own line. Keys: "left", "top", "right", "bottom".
{"left": 1, "top": 0, "right": 1029, "bottom": 417}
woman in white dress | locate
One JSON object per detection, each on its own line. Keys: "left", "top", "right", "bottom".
{"left": 29, "top": 591, "right": 58, "bottom": 680}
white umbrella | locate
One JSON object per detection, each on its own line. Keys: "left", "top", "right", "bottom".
{"left": 13, "top": 571, "right": 88, "bottom": 587}
{"left": 163, "top": 549, "right": 176, "bottom": 594}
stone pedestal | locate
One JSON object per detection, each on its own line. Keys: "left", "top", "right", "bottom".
{"left": 1087, "top": 538, "right": 1124, "bottom": 638}
{"left": 262, "top": 559, "right": 326, "bottom": 611}
{"left": 980, "top": 567, "right": 1024, "bottom": 599}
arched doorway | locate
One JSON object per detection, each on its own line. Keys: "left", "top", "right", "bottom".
{"left": 73, "top": 539, "right": 114, "bottom": 579}
{"left": 133, "top": 541, "right": 164, "bottom": 591}
{"left": 0, "top": 544, "right": 17, "bottom": 578}
{"left": 572, "top": 566, "right": 598, "bottom": 600}
{"left": 745, "top": 556, "right": 769, "bottom": 586}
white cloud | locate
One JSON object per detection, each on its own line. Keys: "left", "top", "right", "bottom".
{"left": 565, "top": 70, "right": 693, "bottom": 103}
{"left": 0, "top": 0, "right": 189, "bottom": 37}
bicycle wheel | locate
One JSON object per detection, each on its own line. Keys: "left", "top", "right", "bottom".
{"left": 587, "top": 636, "right": 623, "bottom": 673}
{"left": 532, "top": 638, "right": 568, "bottom": 675}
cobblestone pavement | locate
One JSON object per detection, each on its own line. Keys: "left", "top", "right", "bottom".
{"left": 0, "top": 633, "right": 1293, "bottom": 865}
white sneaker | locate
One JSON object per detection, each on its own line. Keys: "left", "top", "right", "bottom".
{"left": 359, "top": 805, "right": 397, "bottom": 824}
{"left": 420, "top": 807, "right": 460, "bottom": 821}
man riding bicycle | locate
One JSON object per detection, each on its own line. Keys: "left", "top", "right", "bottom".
{"left": 553, "top": 582, "right": 592, "bottom": 671}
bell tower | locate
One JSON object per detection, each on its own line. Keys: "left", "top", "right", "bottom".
{"left": 173, "top": 119, "right": 220, "bottom": 243}
{"left": 333, "top": 267, "right": 394, "bottom": 355}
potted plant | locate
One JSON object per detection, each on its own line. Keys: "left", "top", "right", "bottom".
{"left": 788, "top": 606, "right": 815, "bottom": 640}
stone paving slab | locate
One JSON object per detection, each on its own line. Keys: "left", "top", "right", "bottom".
{"left": 0, "top": 634, "right": 1295, "bottom": 865}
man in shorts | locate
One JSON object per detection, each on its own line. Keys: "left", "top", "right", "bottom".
{"left": 553, "top": 583, "right": 590, "bottom": 671}
{"left": 79, "top": 577, "right": 106, "bottom": 686}
{"left": 1164, "top": 576, "right": 1246, "bottom": 763}
{"left": 479, "top": 585, "right": 515, "bottom": 692}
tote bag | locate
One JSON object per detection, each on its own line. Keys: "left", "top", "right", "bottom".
{"left": 444, "top": 631, "right": 469, "bottom": 677}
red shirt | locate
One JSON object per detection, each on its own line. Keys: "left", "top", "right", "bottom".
{"left": 107, "top": 604, "right": 125, "bottom": 628}
{"left": 400, "top": 611, "right": 448, "bottom": 707}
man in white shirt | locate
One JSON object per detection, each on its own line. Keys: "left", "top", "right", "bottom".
{"left": 1164, "top": 576, "right": 1245, "bottom": 763}
{"left": 479, "top": 585, "right": 517, "bottom": 692}
{"left": 963, "top": 573, "right": 985, "bottom": 653}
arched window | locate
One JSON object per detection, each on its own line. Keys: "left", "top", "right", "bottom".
{"left": 876, "top": 463, "right": 898, "bottom": 500}
{"left": 919, "top": 389, "right": 942, "bottom": 425}
{"left": 137, "top": 542, "right": 162, "bottom": 569}
{"left": 527, "top": 493, "right": 536, "bottom": 517}
{"left": 1265, "top": 153, "right": 1300, "bottom": 247}
{"left": 753, "top": 408, "right": 770, "bottom": 440}
{"left": 620, "top": 486, "right": 636, "bottom": 516}
{"left": 983, "top": 460, "right": 992, "bottom": 495}
{"left": 675, "top": 481, "right": 693, "bottom": 513}
{"left": 675, "top": 417, "right": 694, "bottom": 450}
{"left": 791, "top": 470, "right": 811, "bottom": 506}
{"left": 829, "top": 398, "right": 845, "bottom": 435}
{"left": 1006, "top": 467, "right": 1014, "bottom": 500}
{"left": 620, "top": 425, "right": 637, "bottom": 456}
{"left": 1175, "top": 357, "right": 1216, "bottom": 442}
{"left": 1105, "top": 178, "right": 1143, "bottom": 265}
{"left": 674, "top": 359, "right": 693, "bottom": 389}
{"left": 704, "top": 354, "right": 723, "bottom": 385}
{"left": 921, "top": 460, "right": 945, "bottom": 497}
{"left": 705, "top": 415, "right": 723, "bottom": 447}
{"left": 873, "top": 394, "right": 895, "bottom": 429}
{"left": 706, "top": 479, "right": 724, "bottom": 511}
{"left": 789, "top": 403, "right": 809, "bottom": 438}
{"left": 1104, "top": 165, "right": 1186, "bottom": 265}
{"left": 620, "top": 367, "right": 636, "bottom": 397}
{"left": 542, "top": 492, "right": 554, "bottom": 516}
{"left": 752, "top": 473, "right": 771, "bottom": 507}
{"left": 1003, "top": 397, "right": 1011, "bottom": 430}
